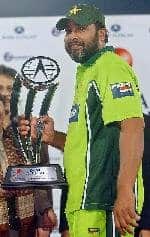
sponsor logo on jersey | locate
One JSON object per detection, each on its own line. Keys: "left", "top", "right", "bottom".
{"left": 69, "top": 104, "right": 79, "bottom": 123}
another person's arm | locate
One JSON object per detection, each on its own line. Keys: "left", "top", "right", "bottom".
{"left": 113, "top": 117, "right": 144, "bottom": 235}
{"left": 51, "top": 130, "right": 66, "bottom": 151}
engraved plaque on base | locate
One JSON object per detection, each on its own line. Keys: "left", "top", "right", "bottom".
{"left": 2, "top": 164, "right": 67, "bottom": 189}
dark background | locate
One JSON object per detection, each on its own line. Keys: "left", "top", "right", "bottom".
{"left": 0, "top": 0, "right": 149, "bottom": 17}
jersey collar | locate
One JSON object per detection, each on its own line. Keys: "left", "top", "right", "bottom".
{"left": 82, "top": 46, "right": 114, "bottom": 67}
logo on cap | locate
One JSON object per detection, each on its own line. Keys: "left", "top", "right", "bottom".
{"left": 69, "top": 6, "right": 82, "bottom": 16}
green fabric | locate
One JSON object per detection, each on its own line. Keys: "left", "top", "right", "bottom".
{"left": 67, "top": 210, "right": 107, "bottom": 237}
{"left": 64, "top": 48, "right": 143, "bottom": 213}
{"left": 101, "top": 60, "right": 143, "bottom": 125}
{"left": 56, "top": 4, "right": 105, "bottom": 30}
{"left": 66, "top": 209, "right": 143, "bottom": 237}
{"left": 83, "top": 46, "right": 114, "bottom": 66}
{"left": 136, "top": 165, "right": 144, "bottom": 214}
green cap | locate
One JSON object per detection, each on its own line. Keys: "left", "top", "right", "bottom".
{"left": 56, "top": 4, "right": 105, "bottom": 30}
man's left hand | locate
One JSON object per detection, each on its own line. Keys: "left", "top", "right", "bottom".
{"left": 113, "top": 188, "right": 140, "bottom": 235}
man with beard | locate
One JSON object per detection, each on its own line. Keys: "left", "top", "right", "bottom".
{"left": 19, "top": 4, "right": 144, "bottom": 237}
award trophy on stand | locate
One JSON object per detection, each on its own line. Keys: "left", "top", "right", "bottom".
{"left": 2, "top": 56, "right": 66, "bottom": 189}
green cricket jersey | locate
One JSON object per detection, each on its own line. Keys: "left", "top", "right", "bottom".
{"left": 64, "top": 46, "right": 143, "bottom": 213}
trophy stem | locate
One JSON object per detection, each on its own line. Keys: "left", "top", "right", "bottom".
{"left": 25, "top": 136, "right": 36, "bottom": 163}
{"left": 35, "top": 137, "right": 42, "bottom": 163}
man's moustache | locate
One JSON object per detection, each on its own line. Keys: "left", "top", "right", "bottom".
{"left": 67, "top": 40, "right": 84, "bottom": 47}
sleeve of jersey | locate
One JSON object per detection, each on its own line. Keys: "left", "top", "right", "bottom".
{"left": 102, "top": 63, "right": 143, "bottom": 125}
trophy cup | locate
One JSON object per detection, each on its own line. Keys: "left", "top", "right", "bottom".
{"left": 2, "top": 56, "right": 66, "bottom": 189}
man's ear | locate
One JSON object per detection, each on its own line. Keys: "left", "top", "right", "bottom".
{"left": 98, "top": 28, "right": 107, "bottom": 46}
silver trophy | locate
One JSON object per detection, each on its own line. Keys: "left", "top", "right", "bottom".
{"left": 2, "top": 56, "right": 66, "bottom": 188}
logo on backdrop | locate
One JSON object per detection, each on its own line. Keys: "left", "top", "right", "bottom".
{"left": 0, "top": 25, "right": 37, "bottom": 40}
{"left": 51, "top": 27, "right": 65, "bottom": 37}
{"left": 14, "top": 26, "right": 25, "bottom": 34}
{"left": 111, "top": 24, "right": 121, "bottom": 32}
{"left": 109, "top": 24, "right": 134, "bottom": 38}
{"left": 4, "top": 52, "right": 32, "bottom": 62}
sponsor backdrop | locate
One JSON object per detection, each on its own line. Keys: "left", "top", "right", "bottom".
{"left": 0, "top": 15, "right": 149, "bottom": 236}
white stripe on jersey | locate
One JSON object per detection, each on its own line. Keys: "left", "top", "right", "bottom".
{"left": 81, "top": 81, "right": 102, "bottom": 208}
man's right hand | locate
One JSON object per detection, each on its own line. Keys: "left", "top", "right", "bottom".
{"left": 19, "top": 115, "right": 55, "bottom": 145}
{"left": 30, "top": 115, "right": 55, "bottom": 144}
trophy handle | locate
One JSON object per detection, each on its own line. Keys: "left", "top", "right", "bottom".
{"left": 35, "top": 119, "right": 44, "bottom": 163}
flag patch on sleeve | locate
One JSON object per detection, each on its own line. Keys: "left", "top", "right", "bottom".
{"left": 111, "top": 82, "right": 134, "bottom": 99}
